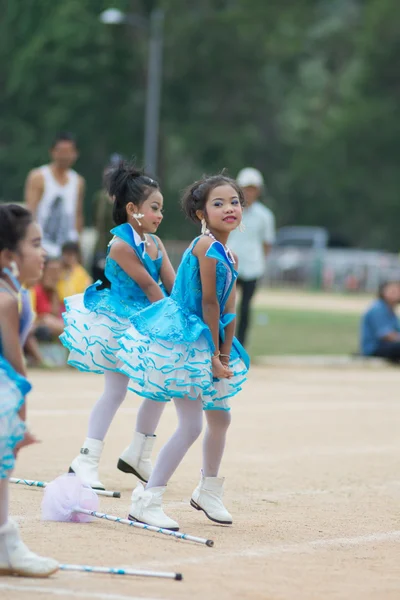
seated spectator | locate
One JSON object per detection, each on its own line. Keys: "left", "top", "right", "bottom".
{"left": 57, "top": 241, "right": 92, "bottom": 300}
{"left": 31, "top": 258, "right": 65, "bottom": 341}
{"left": 360, "top": 280, "right": 400, "bottom": 362}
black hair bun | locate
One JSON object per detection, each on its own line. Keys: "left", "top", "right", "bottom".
{"left": 105, "top": 160, "right": 144, "bottom": 198}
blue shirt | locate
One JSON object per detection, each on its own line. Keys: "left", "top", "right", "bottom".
{"left": 360, "top": 299, "right": 400, "bottom": 355}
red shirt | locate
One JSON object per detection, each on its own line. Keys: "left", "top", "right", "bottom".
{"left": 33, "top": 285, "right": 64, "bottom": 317}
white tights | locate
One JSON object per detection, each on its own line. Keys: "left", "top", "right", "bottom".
{"left": 87, "top": 371, "right": 165, "bottom": 441}
{"left": 146, "top": 397, "right": 231, "bottom": 489}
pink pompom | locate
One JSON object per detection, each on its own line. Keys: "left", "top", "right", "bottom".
{"left": 41, "top": 473, "right": 99, "bottom": 523}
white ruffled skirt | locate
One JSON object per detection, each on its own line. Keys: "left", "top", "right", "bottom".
{"left": 0, "top": 356, "right": 29, "bottom": 479}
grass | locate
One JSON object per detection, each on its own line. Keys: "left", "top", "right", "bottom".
{"left": 248, "top": 308, "right": 360, "bottom": 357}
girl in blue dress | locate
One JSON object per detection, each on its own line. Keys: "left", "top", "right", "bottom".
{"left": 60, "top": 162, "right": 175, "bottom": 490}
{"left": 118, "top": 174, "right": 249, "bottom": 530}
{"left": 0, "top": 204, "right": 58, "bottom": 577}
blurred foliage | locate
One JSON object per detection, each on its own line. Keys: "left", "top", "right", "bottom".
{"left": 0, "top": 0, "right": 399, "bottom": 249}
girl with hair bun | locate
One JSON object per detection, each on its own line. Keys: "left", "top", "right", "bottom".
{"left": 0, "top": 204, "right": 58, "bottom": 577}
{"left": 118, "top": 173, "right": 250, "bottom": 531}
{"left": 61, "top": 161, "right": 175, "bottom": 491}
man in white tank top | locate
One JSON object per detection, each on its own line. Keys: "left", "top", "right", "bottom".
{"left": 24, "top": 132, "right": 85, "bottom": 257}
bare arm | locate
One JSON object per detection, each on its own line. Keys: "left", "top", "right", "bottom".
{"left": 154, "top": 237, "right": 175, "bottom": 295}
{"left": 24, "top": 334, "right": 45, "bottom": 366}
{"left": 263, "top": 209, "right": 275, "bottom": 257}
{"left": 24, "top": 170, "right": 44, "bottom": 216}
{"left": 194, "top": 238, "right": 233, "bottom": 378}
{"left": 263, "top": 242, "right": 272, "bottom": 257}
{"left": 0, "top": 295, "right": 28, "bottom": 420}
{"left": 1, "top": 296, "right": 27, "bottom": 378}
{"left": 195, "top": 238, "right": 220, "bottom": 352}
{"left": 109, "top": 240, "right": 164, "bottom": 303}
{"left": 382, "top": 331, "right": 400, "bottom": 342}
{"left": 76, "top": 176, "right": 85, "bottom": 233}
{"left": 220, "top": 253, "right": 238, "bottom": 361}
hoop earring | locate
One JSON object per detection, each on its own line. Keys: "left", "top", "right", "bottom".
{"left": 239, "top": 221, "right": 246, "bottom": 233}
{"left": 201, "top": 218, "right": 209, "bottom": 235}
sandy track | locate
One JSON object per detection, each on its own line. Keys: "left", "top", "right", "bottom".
{"left": 3, "top": 366, "right": 400, "bottom": 600}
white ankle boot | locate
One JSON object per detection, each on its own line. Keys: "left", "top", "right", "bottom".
{"left": 117, "top": 432, "right": 156, "bottom": 483}
{"left": 128, "top": 483, "right": 179, "bottom": 531}
{"left": 69, "top": 438, "right": 105, "bottom": 490}
{"left": 0, "top": 520, "right": 58, "bottom": 577}
{"left": 191, "top": 471, "right": 233, "bottom": 524}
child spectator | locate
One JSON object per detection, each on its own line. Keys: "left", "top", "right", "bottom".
{"left": 57, "top": 242, "right": 91, "bottom": 301}
{"left": 31, "top": 258, "right": 64, "bottom": 340}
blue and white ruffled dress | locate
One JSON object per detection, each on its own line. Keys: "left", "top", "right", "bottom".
{"left": 0, "top": 287, "right": 33, "bottom": 479}
{"left": 118, "top": 238, "right": 250, "bottom": 410}
{"left": 60, "top": 224, "right": 164, "bottom": 378}
{"left": 0, "top": 356, "right": 30, "bottom": 479}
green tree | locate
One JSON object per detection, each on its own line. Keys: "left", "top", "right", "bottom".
{"left": 0, "top": 0, "right": 399, "bottom": 250}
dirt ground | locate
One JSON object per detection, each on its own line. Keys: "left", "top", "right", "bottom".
{"left": 2, "top": 365, "right": 400, "bottom": 600}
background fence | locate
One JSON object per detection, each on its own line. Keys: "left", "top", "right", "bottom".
{"left": 163, "top": 240, "right": 400, "bottom": 294}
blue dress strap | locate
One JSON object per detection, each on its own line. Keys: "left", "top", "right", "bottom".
{"left": 109, "top": 223, "right": 149, "bottom": 264}
{"left": 109, "top": 224, "right": 161, "bottom": 282}
{"left": 205, "top": 240, "right": 235, "bottom": 268}
{"left": 204, "top": 240, "right": 237, "bottom": 311}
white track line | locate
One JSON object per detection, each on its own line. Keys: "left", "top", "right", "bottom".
{"left": 150, "top": 530, "right": 400, "bottom": 569}
{"left": 0, "top": 582, "right": 162, "bottom": 600}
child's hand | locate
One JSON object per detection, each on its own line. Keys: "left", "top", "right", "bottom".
{"left": 212, "top": 357, "right": 233, "bottom": 379}
{"left": 14, "top": 429, "right": 40, "bottom": 456}
{"left": 220, "top": 354, "right": 230, "bottom": 367}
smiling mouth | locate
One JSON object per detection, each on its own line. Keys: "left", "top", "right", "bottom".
{"left": 223, "top": 216, "right": 236, "bottom": 222}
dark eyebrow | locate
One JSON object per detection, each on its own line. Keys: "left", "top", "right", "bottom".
{"left": 212, "top": 196, "right": 239, "bottom": 201}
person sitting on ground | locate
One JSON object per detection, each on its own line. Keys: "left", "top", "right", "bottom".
{"left": 57, "top": 241, "right": 91, "bottom": 300}
{"left": 30, "top": 258, "right": 64, "bottom": 341}
{"left": 360, "top": 280, "right": 400, "bottom": 362}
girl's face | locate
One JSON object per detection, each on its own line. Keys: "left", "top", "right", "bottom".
{"left": 14, "top": 222, "right": 46, "bottom": 285}
{"left": 203, "top": 185, "right": 243, "bottom": 234}
{"left": 129, "top": 189, "right": 164, "bottom": 234}
{"left": 382, "top": 282, "right": 400, "bottom": 305}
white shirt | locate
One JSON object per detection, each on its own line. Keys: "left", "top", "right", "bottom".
{"left": 229, "top": 201, "right": 275, "bottom": 281}
{"left": 36, "top": 165, "right": 80, "bottom": 257}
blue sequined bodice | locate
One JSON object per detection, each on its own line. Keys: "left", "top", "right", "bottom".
{"left": 0, "top": 286, "right": 33, "bottom": 356}
{"left": 105, "top": 255, "right": 162, "bottom": 307}
{"left": 170, "top": 237, "right": 236, "bottom": 317}
{"left": 84, "top": 224, "right": 163, "bottom": 317}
